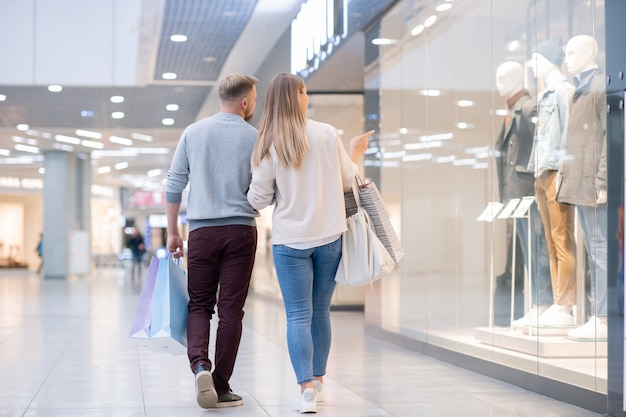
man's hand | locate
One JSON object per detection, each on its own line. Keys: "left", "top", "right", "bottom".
{"left": 596, "top": 189, "right": 607, "bottom": 205}
{"left": 166, "top": 234, "right": 185, "bottom": 258}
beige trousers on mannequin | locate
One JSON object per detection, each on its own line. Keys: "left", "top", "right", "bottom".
{"left": 535, "top": 170, "right": 577, "bottom": 306}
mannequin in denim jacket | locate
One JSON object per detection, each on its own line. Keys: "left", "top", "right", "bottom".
{"left": 527, "top": 37, "right": 577, "bottom": 328}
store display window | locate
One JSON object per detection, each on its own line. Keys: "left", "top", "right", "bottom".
{"left": 366, "top": 0, "right": 608, "bottom": 393}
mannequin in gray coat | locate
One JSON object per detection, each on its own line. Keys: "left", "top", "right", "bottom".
{"left": 494, "top": 61, "right": 552, "bottom": 327}
{"left": 558, "top": 35, "right": 608, "bottom": 340}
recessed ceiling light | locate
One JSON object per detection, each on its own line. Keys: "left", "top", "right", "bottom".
{"left": 411, "top": 25, "right": 425, "bottom": 36}
{"left": 109, "top": 136, "right": 133, "bottom": 146}
{"left": 11, "top": 136, "right": 37, "bottom": 146}
{"left": 147, "top": 169, "right": 162, "bottom": 177}
{"left": 114, "top": 161, "right": 129, "bottom": 170}
{"left": 55, "top": 135, "right": 81, "bottom": 145}
{"left": 0, "top": 149, "right": 10, "bottom": 156}
{"left": 421, "top": 89, "right": 441, "bottom": 97}
{"left": 91, "top": 148, "right": 169, "bottom": 158}
{"left": 16, "top": 124, "right": 29, "bottom": 131}
{"left": 75, "top": 129, "right": 102, "bottom": 139}
{"left": 14, "top": 144, "right": 39, "bottom": 154}
{"left": 0, "top": 156, "right": 36, "bottom": 164}
{"left": 0, "top": 94, "right": 6, "bottom": 101}
{"left": 48, "top": 85, "right": 63, "bottom": 92}
{"left": 81, "top": 110, "right": 95, "bottom": 117}
{"left": 457, "top": 100, "right": 475, "bottom": 107}
{"left": 166, "top": 104, "right": 179, "bottom": 111}
{"left": 131, "top": 133, "right": 153, "bottom": 142}
{"left": 97, "top": 166, "right": 111, "bottom": 174}
{"left": 371, "top": 38, "right": 398, "bottom": 45}
{"left": 111, "top": 112, "right": 125, "bottom": 119}
{"left": 436, "top": 3, "right": 452, "bottom": 11}
{"left": 80, "top": 140, "right": 104, "bottom": 149}
{"left": 424, "top": 15, "right": 437, "bottom": 28}
{"left": 507, "top": 40, "right": 520, "bottom": 52}
{"left": 110, "top": 95, "right": 124, "bottom": 103}
{"left": 162, "top": 72, "right": 177, "bottom": 80}
{"left": 162, "top": 118, "right": 175, "bottom": 126}
{"left": 457, "top": 122, "right": 474, "bottom": 129}
{"left": 170, "top": 34, "right": 187, "bottom": 42}
{"left": 53, "top": 143, "right": 74, "bottom": 152}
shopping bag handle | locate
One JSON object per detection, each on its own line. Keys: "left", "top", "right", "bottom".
{"left": 167, "top": 252, "right": 185, "bottom": 272}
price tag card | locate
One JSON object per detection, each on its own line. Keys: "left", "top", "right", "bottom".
{"left": 476, "top": 202, "right": 504, "bottom": 222}
{"left": 497, "top": 198, "right": 520, "bottom": 219}
{"left": 511, "top": 196, "right": 535, "bottom": 218}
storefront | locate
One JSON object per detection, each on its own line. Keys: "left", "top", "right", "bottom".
{"left": 289, "top": 0, "right": 625, "bottom": 414}
{"left": 0, "top": 176, "right": 43, "bottom": 270}
{"left": 362, "top": 0, "right": 622, "bottom": 413}
{"left": 0, "top": 176, "right": 123, "bottom": 272}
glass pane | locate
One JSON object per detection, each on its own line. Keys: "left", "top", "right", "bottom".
{"left": 370, "top": 0, "right": 607, "bottom": 394}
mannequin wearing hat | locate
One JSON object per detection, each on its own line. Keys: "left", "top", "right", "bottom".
{"left": 527, "top": 36, "right": 577, "bottom": 328}
{"left": 558, "top": 35, "right": 608, "bottom": 340}
{"left": 493, "top": 61, "right": 553, "bottom": 327}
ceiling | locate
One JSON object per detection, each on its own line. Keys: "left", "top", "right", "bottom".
{"left": 0, "top": 0, "right": 307, "bottom": 191}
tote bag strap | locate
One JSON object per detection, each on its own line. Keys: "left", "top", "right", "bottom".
{"left": 349, "top": 176, "right": 362, "bottom": 209}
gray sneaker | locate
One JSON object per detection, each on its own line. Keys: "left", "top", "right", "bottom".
{"left": 215, "top": 390, "right": 243, "bottom": 408}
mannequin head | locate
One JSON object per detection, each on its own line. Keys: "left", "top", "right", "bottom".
{"left": 496, "top": 61, "right": 524, "bottom": 99}
{"left": 530, "top": 52, "right": 556, "bottom": 80}
{"left": 565, "top": 35, "right": 598, "bottom": 75}
{"left": 530, "top": 36, "right": 564, "bottom": 79}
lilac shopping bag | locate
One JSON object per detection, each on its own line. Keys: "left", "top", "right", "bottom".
{"left": 129, "top": 256, "right": 160, "bottom": 339}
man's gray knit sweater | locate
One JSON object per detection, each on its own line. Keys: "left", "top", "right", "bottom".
{"left": 165, "top": 112, "right": 258, "bottom": 231}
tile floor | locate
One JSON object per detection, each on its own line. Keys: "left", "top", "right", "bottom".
{"left": 0, "top": 266, "right": 604, "bottom": 417}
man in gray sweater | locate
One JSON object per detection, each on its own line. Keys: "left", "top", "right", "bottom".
{"left": 165, "top": 73, "right": 259, "bottom": 409}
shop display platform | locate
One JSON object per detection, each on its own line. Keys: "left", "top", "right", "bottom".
{"left": 474, "top": 326, "right": 607, "bottom": 358}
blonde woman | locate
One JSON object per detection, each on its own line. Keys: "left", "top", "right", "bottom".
{"left": 247, "top": 72, "right": 373, "bottom": 413}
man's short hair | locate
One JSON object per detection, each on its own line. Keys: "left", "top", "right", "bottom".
{"left": 219, "top": 73, "right": 259, "bottom": 102}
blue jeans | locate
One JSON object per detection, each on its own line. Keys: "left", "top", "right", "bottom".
{"left": 577, "top": 204, "right": 608, "bottom": 318}
{"left": 516, "top": 203, "right": 553, "bottom": 306}
{"left": 272, "top": 238, "right": 341, "bottom": 384}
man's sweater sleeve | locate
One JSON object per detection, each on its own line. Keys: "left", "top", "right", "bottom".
{"left": 166, "top": 132, "right": 190, "bottom": 203}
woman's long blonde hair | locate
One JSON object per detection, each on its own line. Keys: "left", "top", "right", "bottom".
{"left": 251, "top": 73, "right": 309, "bottom": 169}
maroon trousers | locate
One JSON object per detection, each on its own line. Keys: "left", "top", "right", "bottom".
{"left": 186, "top": 225, "right": 257, "bottom": 395}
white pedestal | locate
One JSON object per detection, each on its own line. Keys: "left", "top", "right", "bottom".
{"left": 474, "top": 326, "right": 607, "bottom": 358}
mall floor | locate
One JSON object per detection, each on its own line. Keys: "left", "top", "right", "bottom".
{"left": 0, "top": 265, "right": 603, "bottom": 417}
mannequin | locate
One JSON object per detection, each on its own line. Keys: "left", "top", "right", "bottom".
{"left": 493, "top": 62, "right": 552, "bottom": 327}
{"left": 527, "top": 36, "right": 577, "bottom": 327}
{"left": 558, "top": 35, "right": 608, "bottom": 340}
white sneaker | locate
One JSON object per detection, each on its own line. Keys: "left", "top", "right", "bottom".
{"left": 293, "top": 388, "right": 317, "bottom": 413}
{"left": 313, "top": 380, "right": 324, "bottom": 403}
{"left": 537, "top": 304, "right": 574, "bottom": 327}
{"left": 568, "top": 316, "right": 608, "bottom": 340}
{"left": 195, "top": 368, "right": 218, "bottom": 409}
{"left": 512, "top": 306, "right": 548, "bottom": 327}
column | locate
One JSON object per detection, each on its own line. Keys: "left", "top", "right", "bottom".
{"left": 42, "top": 151, "right": 91, "bottom": 279}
